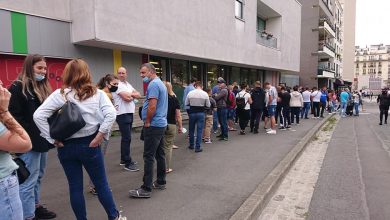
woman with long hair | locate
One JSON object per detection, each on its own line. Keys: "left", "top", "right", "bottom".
{"left": 163, "top": 81, "right": 182, "bottom": 173}
{"left": 0, "top": 81, "right": 32, "bottom": 220}
{"left": 33, "top": 59, "right": 126, "bottom": 220}
{"left": 8, "top": 54, "right": 56, "bottom": 220}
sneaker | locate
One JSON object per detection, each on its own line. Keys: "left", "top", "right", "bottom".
{"left": 216, "top": 134, "right": 223, "bottom": 138}
{"left": 152, "top": 181, "right": 166, "bottom": 190}
{"left": 286, "top": 126, "right": 291, "bottom": 129}
{"left": 128, "top": 188, "right": 151, "bottom": 198}
{"left": 219, "top": 137, "right": 228, "bottom": 141}
{"left": 188, "top": 146, "right": 194, "bottom": 150}
{"left": 119, "top": 161, "right": 126, "bottom": 166}
{"left": 296, "top": 123, "right": 300, "bottom": 125}
{"left": 195, "top": 149, "right": 203, "bottom": 153}
{"left": 239, "top": 130, "right": 246, "bottom": 135}
{"left": 89, "top": 187, "right": 98, "bottom": 196}
{"left": 279, "top": 126, "right": 286, "bottom": 130}
{"left": 204, "top": 139, "right": 212, "bottom": 144}
{"left": 124, "top": 163, "right": 139, "bottom": 172}
{"left": 172, "top": 145, "right": 179, "bottom": 149}
{"left": 117, "top": 213, "right": 127, "bottom": 220}
{"left": 380, "top": 122, "right": 383, "bottom": 125}
{"left": 265, "top": 128, "right": 272, "bottom": 132}
{"left": 253, "top": 130, "right": 259, "bottom": 134}
{"left": 266, "top": 130, "right": 277, "bottom": 134}
{"left": 35, "top": 205, "right": 57, "bottom": 219}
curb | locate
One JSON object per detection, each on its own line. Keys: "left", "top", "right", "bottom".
{"left": 230, "top": 114, "right": 334, "bottom": 220}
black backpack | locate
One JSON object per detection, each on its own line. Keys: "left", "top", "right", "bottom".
{"left": 236, "top": 92, "right": 247, "bottom": 109}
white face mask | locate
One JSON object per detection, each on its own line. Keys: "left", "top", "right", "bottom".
{"left": 34, "top": 73, "right": 45, "bottom": 81}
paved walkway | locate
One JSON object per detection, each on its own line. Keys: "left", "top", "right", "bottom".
{"left": 40, "top": 116, "right": 324, "bottom": 220}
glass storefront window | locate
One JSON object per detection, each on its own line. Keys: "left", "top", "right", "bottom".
{"left": 190, "top": 62, "right": 202, "bottom": 84}
{"left": 170, "top": 59, "right": 189, "bottom": 109}
{"left": 230, "top": 67, "right": 240, "bottom": 85}
{"left": 149, "top": 56, "right": 168, "bottom": 81}
{"left": 240, "top": 68, "right": 249, "bottom": 85}
{"left": 207, "top": 64, "right": 218, "bottom": 89}
{"left": 248, "top": 69, "right": 259, "bottom": 87}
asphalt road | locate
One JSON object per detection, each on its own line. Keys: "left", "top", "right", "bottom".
{"left": 308, "top": 99, "right": 390, "bottom": 220}
{"left": 40, "top": 114, "right": 322, "bottom": 220}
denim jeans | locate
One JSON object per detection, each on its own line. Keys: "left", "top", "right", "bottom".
{"left": 354, "top": 103, "right": 359, "bottom": 115}
{"left": 58, "top": 134, "right": 118, "bottom": 220}
{"left": 19, "top": 151, "right": 48, "bottom": 219}
{"left": 189, "top": 112, "right": 206, "bottom": 149}
{"left": 249, "top": 109, "right": 262, "bottom": 131}
{"left": 320, "top": 102, "right": 327, "bottom": 117}
{"left": 142, "top": 126, "right": 166, "bottom": 192}
{"left": 0, "top": 172, "right": 23, "bottom": 220}
{"left": 212, "top": 111, "right": 219, "bottom": 132}
{"left": 312, "top": 102, "right": 320, "bottom": 117}
{"left": 116, "top": 113, "right": 134, "bottom": 165}
{"left": 340, "top": 102, "right": 347, "bottom": 116}
{"left": 217, "top": 108, "right": 228, "bottom": 138}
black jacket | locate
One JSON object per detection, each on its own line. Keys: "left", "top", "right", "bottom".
{"left": 250, "top": 87, "right": 266, "bottom": 110}
{"left": 377, "top": 93, "right": 390, "bottom": 106}
{"left": 9, "top": 81, "right": 53, "bottom": 152}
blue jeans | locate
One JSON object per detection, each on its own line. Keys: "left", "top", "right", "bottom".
{"left": 116, "top": 113, "right": 134, "bottom": 165}
{"left": 19, "top": 151, "right": 48, "bottom": 219}
{"left": 58, "top": 134, "right": 118, "bottom": 220}
{"left": 189, "top": 112, "right": 206, "bottom": 150}
{"left": 212, "top": 111, "right": 218, "bottom": 132}
{"left": 0, "top": 172, "right": 23, "bottom": 220}
{"left": 301, "top": 102, "right": 310, "bottom": 118}
{"left": 354, "top": 103, "right": 359, "bottom": 115}
{"left": 340, "top": 102, "right": 347, "bottom": 116}
{"left": 217, "top": 108, "right": 228, "bottom": 138}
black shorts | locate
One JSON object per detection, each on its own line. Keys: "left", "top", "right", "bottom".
{"left": 263, "top": 108, "right": 270, "bottom": 118}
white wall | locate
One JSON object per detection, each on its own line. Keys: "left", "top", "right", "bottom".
{"left": 70, "top": 0, "right": 301, "bottom": 73}
{"left": 0, "top": 0, "right": 70, "bottom": 21}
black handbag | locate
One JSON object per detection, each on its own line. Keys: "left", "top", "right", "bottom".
{"left": 13, "top": 157, "right": 30, "bottom": 184}
{"left": 48, "top": 93, "right": 86, "bottom": 141}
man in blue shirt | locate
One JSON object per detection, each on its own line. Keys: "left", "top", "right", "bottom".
{"left": 340, "top": 88, "right": 350, "bottom": 117}
{"left": 183, "top": 78, "right": 197, "bottom": 112}
{"left": 129, "top": 63, "right": 168, "bottom": 198}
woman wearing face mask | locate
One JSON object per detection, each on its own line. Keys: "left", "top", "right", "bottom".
{"left": 8, "top": 54, "right": 56, "bottom": 220}
{"left": 87, "top": 74, "right": 118, "bottom": 195}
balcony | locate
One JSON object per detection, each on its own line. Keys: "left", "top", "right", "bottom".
{"left": 318, "top": 62, "right": 335, "bottom": 78}
{"left": 319, "top": 19, "right": 335, "bottom": 38}
{"left": 256, "top": 30, "right": 278, "bottom": 49}
{"left": 318, "top": 41, "right": 335, "bottom": 58}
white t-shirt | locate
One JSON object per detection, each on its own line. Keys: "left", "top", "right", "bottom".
{"left": 302, "top": 90, "right": 311, "bottom": 103}
{"left": 112, "top": 81, "right": 136, "bottom": 115}
{"left": 311, "top": 90, "right": 322, "bottom": 102}
{"left": 236, "top": 90, "right": 251, "bottom": 110}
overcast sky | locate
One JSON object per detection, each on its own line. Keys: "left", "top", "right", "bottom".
{"left": 355, "top": 0, "right": 390, "bottom": 47}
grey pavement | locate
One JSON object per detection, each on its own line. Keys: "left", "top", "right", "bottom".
{"left": 308, "top": 100, "right": 390, "bottom": 220}
{"left": 40, "top": 116, "right": 323, "bottom": 220}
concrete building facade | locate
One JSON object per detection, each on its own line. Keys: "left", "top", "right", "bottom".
{"left": 354, "top": 44, "right": 390, "bottom": 91}
{"left": 0, "top": 0, "right": 302, "bottom": 107}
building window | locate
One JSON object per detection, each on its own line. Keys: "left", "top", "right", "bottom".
{"left": 235, "top": 0, "right": 244, "bottom": 19}
{"left": 257, "top": 17, "right": 266, "bottom": 32}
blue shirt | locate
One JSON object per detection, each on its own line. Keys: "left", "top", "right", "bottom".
{"left": 212, "top": 85, "right": 220, "bottom": 95}
{"left": 142, "top": 77, "right": 168, "bottom": 127}
{"left": 340, "top": 91, "right": 350, "bottom": 103}
{"left": 183, "top": 84, "right": 195, "bottom": 110}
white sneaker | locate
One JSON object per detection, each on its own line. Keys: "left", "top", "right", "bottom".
{"left": 266, "top": 130, "right": 276, "bottom": 134}
{"left": 117, "top": 214, "right": 127, "bottom": 220}
{"left": 266, "top": 128, "right": 272, "bottom": 132}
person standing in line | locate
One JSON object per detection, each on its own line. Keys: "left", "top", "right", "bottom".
{"left": 211, "top": 78, "right": 222, "bottom": 134}
{"left": 319, "top": 86, "right": 328, "bottom": 118}
{"left": 339, "top": 88, "right": 350, "bottom": 117}
{"left": 87, "top": 74, "right": 119, "bottom": 195}
{"left": 279, "top": 86, "right": 291, "bottom": 130}
{"left": 352, "top": 91, "right": 360, "bottom": 116}
{"left": 0, "top": 82, "right": 32, "bottom": 220}
{"left": 301, "top": 87, "right": 311, "bottom": 119}
{"left": 183, "top": 78, "right": 197, "bottom": 113}
{"left": 249, "top": 81, "right": 265, "bottom": 134}
{"left": 310, "top": 87, "right": 321, "bottom": 119}
{"left": 236, "top": 82, "right": 253, "bottom": 135}
{"left": 112, "top": 67, "right": 141, "bottom": 172}
{"left": 275, "top": 86, "right": 283, "bottom": 126}
{"left": 33, "top": 59, "right": 126, "bottom": 220}
{"left": 265, "top": 82, "right": 278, "bottom": 134}
{"left": 129, "top": 63, "right": 168, "bottom": 198}
{"left": 227, "top": 85, "right": 237, "bottom": 131}
{"left": 377, "top": 89, "right": 390, "bottom": 125}
{"left": 290, "top": 86, "right": 303, "bottom": 125}
{"left": 8, "top": 54, "right": 57, "bottom": 220}
{"left": 185, "top": 82, "right": 210, "bottom": 152}
{"left": 162, "top": 81, "right": 182, "bottom": 173}
{"left": 203, "top": 88, "right": 216, "bottom": 144}
{"left": 213, "top": 78, "right": 229, "bottom": 141}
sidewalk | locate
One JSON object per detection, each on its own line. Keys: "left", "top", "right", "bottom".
{"left": 40, "top": 117, "right": 326, "bottom": 220}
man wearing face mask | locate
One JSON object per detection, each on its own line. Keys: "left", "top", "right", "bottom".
{"left": 112, "top": 67, "right": 141, "bottom": 172}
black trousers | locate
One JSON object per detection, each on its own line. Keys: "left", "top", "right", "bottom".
{"left": 380, "top": 105, "right": 389, "bottom": 123}
{"left": 312, "top": 102, "right": 320, "bottom": 117}
{"left": 290, "top": 107, "right": 300, "bottom": 124}
{"left": 237, "top": 108, "right": 250, "bottom": 130}
{"left": 142, "top": 126, "right": 166, "bottom": 191}
{"left": 250, "top": 109, "right": 263, "bottom": 131}
{"left": 281, "top": 106, "right": 291, "bottom": 127}
{"left": 320, "top": 102, "right": 326, "bottom": 117}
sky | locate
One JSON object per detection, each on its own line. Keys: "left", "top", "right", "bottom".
{"left": 355, "top": 0, "right": 390, "bottom": 47}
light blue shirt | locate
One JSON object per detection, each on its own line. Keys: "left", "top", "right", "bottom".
{"left": 142, "top": 77, "right": 168, "bottom": 127}
{"left": 183, "top": 84, "right": 195, "bottom": 110}
{"left": 0, "top": 122, "right": 19, "bottom": 179}
{"left": 340, "top": 91, "right": 350, "bottom": 103}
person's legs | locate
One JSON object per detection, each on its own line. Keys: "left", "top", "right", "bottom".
{"left": 163, "top": 124, "right": 175, "bottom": 171}
{"left": 155, "top": 128, "right": 167, "bottom": 186}
{"left": 212, "top": 111, "right": 219, "bottom": 132}
{"left": 315, "top": 102, "right": 320, "bottom": 117}
{"left": 342, "top": 102, "right": 347, "bottom": 116}
{"left": 19, "top": 151, "right": 41, "bottom": 219}
{"left": 34, "top": 152, "right": 47, "bottom": 206}
{"left": 304, "top": 102, "right": 310, "bottom": 118}
{"left": 204, "top": 115, "right": 213, "bottom": 140}
{"left": 220, "top": 108, "right": 228, "bottom": 138}
{"left": 188, "top": 113, "right": 196, "bottom": 148}
{"left": 195, "top": 112, "right": 205, "bottom": 150}
{"left": 242, "top": 109, "right": 250, "bottom": 131}
{"left": 249, "top": 109, "right": 256, "bottom": 132}
{"left": 354, "top": 103, "right": 359, "bottom": 115}
{"left": 116, "top": 114, "right": 133, "bottom": 165}
{"left": 0, "top": 173, "right": 23, "bottom": 220}
{"left": 385, "top": 106, "right": 389, "bottom": 123}
{"left": 320, "top": 102, "right": 326, "bottom": 117}
{"left": 254, "top": 109, "right": 262, "bottom": 132}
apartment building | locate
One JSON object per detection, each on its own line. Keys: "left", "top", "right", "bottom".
{"left": 0, "top": 0, "right": 301, "bottom": 107}
{"left": 354, "top": 44, "right": 390, "bottom": 91}
{"left": 299, "top": 0, "right": 346, "bottom": 89}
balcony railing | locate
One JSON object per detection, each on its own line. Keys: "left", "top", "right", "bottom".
{"left": 319, "top": 18, "right": 336, "bottom": 32}
{"left": 256, "top": 30, "right": 277, "bottom": 49}
{"left": 319, "top": 41, "right": 335, "bottom": 53}
{"left": 318, "top": 63, "right": 335, "bottom": 73}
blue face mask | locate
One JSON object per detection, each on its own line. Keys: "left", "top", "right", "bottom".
{"left": 34, "top": 73, "right": 45, "bottom": 81}
{"left": 143, "top": 77, "right": 150, "bottom": 83}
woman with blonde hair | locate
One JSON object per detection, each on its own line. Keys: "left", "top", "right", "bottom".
{"left": 163, "top": 81, "right": 182, "bottom": 173}
{"left": 0, "top": 81, "right": 32, "bottom": 220}
{"left": 33, "top": 59, "right": 126, "bottom": 220}
{"left": 8, "top": 54, "right": 56, "bottom": 220}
